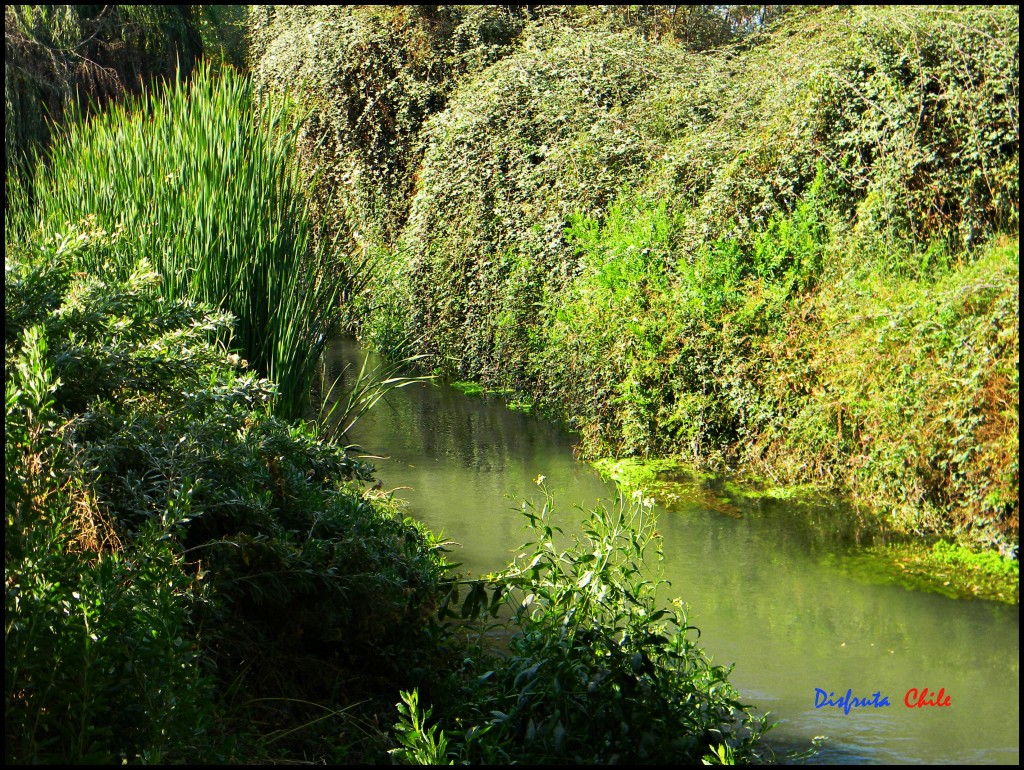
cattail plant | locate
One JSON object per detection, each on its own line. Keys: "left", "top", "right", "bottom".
{"left": 20, "top": 62, "right": 340, "bottom": 418}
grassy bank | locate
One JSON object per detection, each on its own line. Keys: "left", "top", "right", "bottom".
{"left": 253, "top": 5, "right": 1019, "bottom": 560}
{"left": 9, "top": 62, "right": 339, "bottom": 418}
{"left": 593, "top": 456, "right": 1019, "bottom": 603}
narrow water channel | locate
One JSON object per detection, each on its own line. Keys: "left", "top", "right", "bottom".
{"left": 327, "top": 337, "right": 1019, "bottom": 765}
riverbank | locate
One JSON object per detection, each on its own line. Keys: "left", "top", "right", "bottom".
{"left": 327, "top": 336, "right": 1021, "bottom": 765}
{"left": 6, "top": 4, "right": 1017, "bottom": 763}
{"left": 593, "top": 457, "right": 1019, "bottom": 604}
{"left": 4, "top": 23, "right": 775, "bottom": 761}
{"left": 251, "top": 5, "right": 1019, "bottom": 561}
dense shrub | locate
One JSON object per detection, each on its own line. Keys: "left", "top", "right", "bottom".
{"left": 339, "top": 6, "right": 1017, "bottom": 553}
{"left": 4, "top": 238, "right": 452, "bottom": 763}
{"left": 780, "top": 238, "right": 1019, "bottom": 552}
{"left": 6, "top": 321, "right": 211, "bottom": 763}
{"left": 250, "top": 5, "right": 527, "bottom": 253}
{"left": 248, "top": 7, "right": 789, "bottom": 320}
{"left": 651, "top": 5, "right": 1019, "bottom": 261}
{"left": 381, "top": 23, "right": 691, "bottom": 370}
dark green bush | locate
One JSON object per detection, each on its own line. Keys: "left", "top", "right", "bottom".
{"left": 5, "top": 236, "right": 453, "bottom": 763}
{"left": 5, "top": 250, "right": 219, "bottom": 762}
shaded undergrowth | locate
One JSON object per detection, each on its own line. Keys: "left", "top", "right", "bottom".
{"left": 4, "top": 238, "right": 451, "bottom": 763}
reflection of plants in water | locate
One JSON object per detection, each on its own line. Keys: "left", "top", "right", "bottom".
{"left": 316, "top": 350, "right": 430, "bottom": 443}
{"left": 392, "top": 485, "right": 777, "bottom": 764}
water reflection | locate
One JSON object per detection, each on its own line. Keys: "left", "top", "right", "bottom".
{"left": 325, "top": 337, "right": 1019, "bottom": 765}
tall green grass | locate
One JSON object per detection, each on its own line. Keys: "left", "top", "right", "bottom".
{"left": 15, "top": 62, "right": 339, "bottom": 418}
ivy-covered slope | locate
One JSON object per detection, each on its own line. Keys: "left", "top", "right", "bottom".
{"left": 254, "top": 6, "right": 1019, "bottom": 554}
{"left": 249, "top": 5, "right": 527, "bottom": 248}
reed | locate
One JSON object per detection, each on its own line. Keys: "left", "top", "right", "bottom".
{"left": 19, "top": 62, "right": 339, "bottom": 418}
{"left": 316, "top": 349, "right": 429, "bottom": 443}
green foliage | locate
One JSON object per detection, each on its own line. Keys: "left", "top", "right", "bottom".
{"left": 249, "top": 5, "right": 527, "bottom": 257}
{"left": 650, "top": 5, "right": 1018, "bottom": 263}
{"left": 542, "top": 191, "right": 682, "bottom": 455}
{"left": 390, "top": 689, "right": 452, "bottom": 766}
{"left": 775, "top": 237, "right": 1019, "bottom": 553}
{"left": 450, "top": 380, "right": 485, "bottom": 397}
{"left": 749, "top": 168, "right": 829, "bottom": 295}
{"left": 6, "top": 246, "right": 219, "bottom": 762}
{"left": 6, "top": 506, "right": 212, "bottom": 762}
{"left": 566, "top": 193, "right": 674, "bottom": 305}
{"left": 929, "top": 540, "right": 1019, "bottom": 578}
{"left": 393, "top": 488, "right": 773, "bottom": 764}
{"left": 13, "top": 62, "right": 340, "bottom": 418}
{"left": 332, "top": 5, "right": 1017, "bottom": 555}
{"left": 490, "top": 6, "right": 785, "bottom": 52}
{"left": 394, "top": 24, "right": 690, "bottom": 385}
{"left": 5, "top": 237, "right": 455, "bottom": 763}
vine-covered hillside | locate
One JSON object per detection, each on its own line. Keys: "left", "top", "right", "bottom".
{"left": 253, "top": 5, "right": 1019, "bottom": 556}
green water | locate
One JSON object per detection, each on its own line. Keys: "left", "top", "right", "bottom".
{"left": 328, "top": 338, "right": 1019, "bottom": 764}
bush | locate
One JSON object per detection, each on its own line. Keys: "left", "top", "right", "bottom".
{"left": 5, "top": 236, "right": 453, "bottom": 763}
{"left": 5, "top": 246, "right": 223, "bottom": 762}
{"left": 776, "top": 237, "right": 1019, "bottom": 553}
{"left": 391, "top": 486, "right": 772, "bottom": 764}
{"left": 390, "top": 23, "right": 691, "bottom": 382}
{"left": 250, "top": 5, "right": 527, "bottom": 253}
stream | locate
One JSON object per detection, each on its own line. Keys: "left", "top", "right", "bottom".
{"left": 327, "top": 337, "right": 1019, "bottom": 765}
